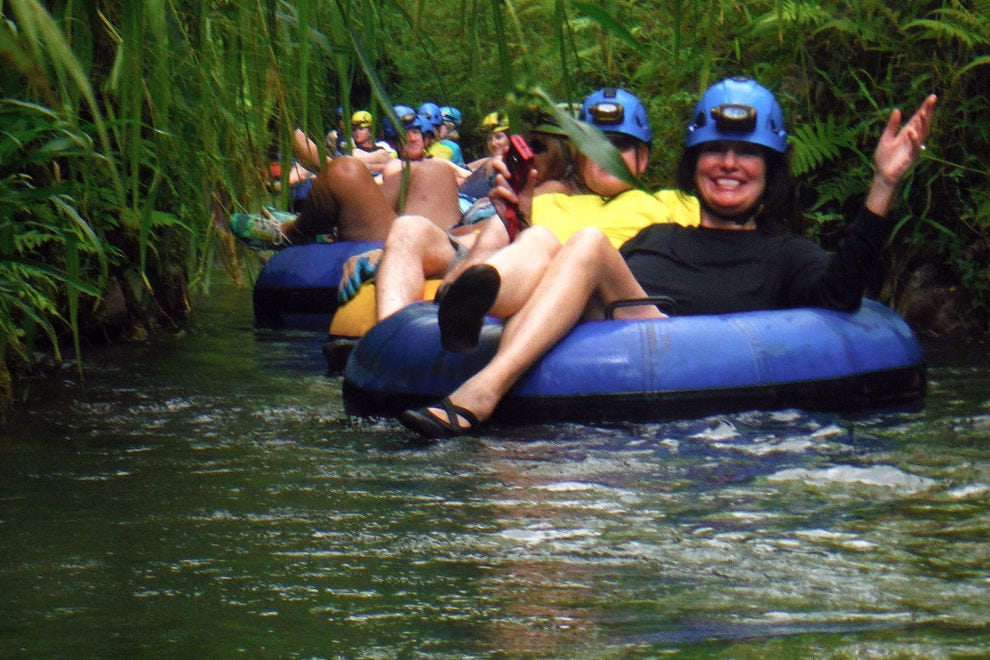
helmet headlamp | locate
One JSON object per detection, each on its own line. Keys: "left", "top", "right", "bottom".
{"left": 711, "top": 104, "right": 757, "bottom": 133}
{"left": 588, "top": 101, "right": 625, "bottom": 125}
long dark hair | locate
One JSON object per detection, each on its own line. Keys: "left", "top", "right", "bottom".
{"left": 676, "top": 144, "right": 799, "bottom": 235}
{"left": 533, "top": 132, "right": 588, "bottom": 194}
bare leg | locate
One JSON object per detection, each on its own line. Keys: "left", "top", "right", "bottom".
{"left": 375, "top": 212, "right": 514, "bottom": 321}
{"left": 380, "top": 159, "right": 462, "bottom": 230}
{"left": 433, "top": 228, "right": 660, "bottom": 424}
{"left": 375, "top": 215, "right": 463, "bottom": 320}
{"left": 482, "top": 226, "right": 564, "bottom": 317}
{"left": 431, "top": 225, "right": 561, "bottom": 353}
{"left": 289, "top": 156, "right": 397, "bottom": 242}
{"left": 288, "top": 157, "right": 463, "bottom": 243}
{"left": 440, "top": 216, "right": 511, "bottom": 285}
{"left": 368, "top": 161, "right": 483, "bottom": 318}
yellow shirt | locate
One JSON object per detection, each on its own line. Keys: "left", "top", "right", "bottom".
{"left": 532, "top": 189, "right": 699, "bottom": 248}
{"left": 427, "top": 142, "right": 454, "bottom": 161}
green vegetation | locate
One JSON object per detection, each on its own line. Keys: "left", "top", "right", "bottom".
{"left": 1, "top": 0, "right": 987, "bottom": 416}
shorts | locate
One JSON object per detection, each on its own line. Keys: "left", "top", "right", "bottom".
{"left": 447, "top": 233, "right": 470, "bottom": 267}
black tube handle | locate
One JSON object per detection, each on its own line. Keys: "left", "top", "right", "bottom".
{"left": 604, "top": 296, "right": 676, "bottom": 320}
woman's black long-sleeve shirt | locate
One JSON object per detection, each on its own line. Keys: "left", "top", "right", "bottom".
{"left": 619, "top": 208, "right": 893, "bottom": 316}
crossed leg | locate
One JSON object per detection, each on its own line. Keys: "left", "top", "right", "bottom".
{"left": 423, "top": 228, "right": 661, "bottom": 427}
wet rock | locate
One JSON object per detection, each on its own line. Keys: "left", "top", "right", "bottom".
{"left": 897, "top": 263, "right": 985, "bottom": 340}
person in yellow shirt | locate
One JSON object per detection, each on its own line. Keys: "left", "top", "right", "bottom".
{"left": 340, "top": 89, "right": 694, "bottom": 327}
{"left": 417, "top": 102, "right": 455, "bottom": 161}
{"left": 437, "top": 106, "right": 466, "bottom": 166}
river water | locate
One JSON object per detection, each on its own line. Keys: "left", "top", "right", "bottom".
{"left": 2, "top": 281, "right": 988, "bottom": 657}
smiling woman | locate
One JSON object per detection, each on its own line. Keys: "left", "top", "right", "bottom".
{"left": 694, "top": 142, "right": 767, "bottom": 223}
{"left": 680, "top": 77, "right": 794, "bottom": 233}
{"left": 624, "top": 77, "right": 937, "bottom": 315}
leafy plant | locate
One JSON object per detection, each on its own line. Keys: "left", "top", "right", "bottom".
{"left": 0, "top": 100, "right": 107, "bottom": 371}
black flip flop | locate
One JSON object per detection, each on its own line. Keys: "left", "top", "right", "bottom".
{"left": 400, "top": 397, "right": 481, "bottom": 439}
{"left": 437, "top": 264, "right": 501, "bottom": 352}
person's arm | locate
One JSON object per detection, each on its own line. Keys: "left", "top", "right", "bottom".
{"left": 432, "top": 158, "right": 474, "bottom": 186}
{"left": 788, "top": 94, "right": 939, "bottom": 310}
{"left": 782, "top": 214, "right": 889, "bottom": 311}
{"left": 292, "top": 128, "right": 328, "bottom": 172}
{"left": 352, "top": 148, "right": 396, "bottom": 176}
{"left": 487, "top": 157, "right": 538, "bottom": 221}
{"left": 865, "top": 94, "right": 937, "bottom": 217}
{"left": 466, "top": 156, "right": 492, "bottom": 171}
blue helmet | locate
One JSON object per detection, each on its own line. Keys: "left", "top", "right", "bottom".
{"left": 439, "top": 105, "right": 462, "bottom": 127}
{"left": 579, "top": 87, "right": 652, "bottom": 145}
{"left": 383, "top": 105, "right": 418, "bottom": 139}
{"left": 418, "top": 102, "right": 443, "bottom": 128}
{"left": 393, "top": 105, "right": 418, "bottom": 127}
{"left": 685, "top": 77, "right": 788, "bottom": 153}
{"left": 413, "top": 114, "right": 435, "bottom": 134}
{"left": 381, "top": 118, "right": 397, "bottom": 139}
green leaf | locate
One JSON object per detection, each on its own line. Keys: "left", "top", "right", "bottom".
{"left": 572, "top": 1, "right": 644, "bottom": 54}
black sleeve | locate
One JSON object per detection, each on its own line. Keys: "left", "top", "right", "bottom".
{"left": 784, "top": 207, "right": 895, "bottom": 311}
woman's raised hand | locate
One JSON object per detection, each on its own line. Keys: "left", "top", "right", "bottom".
{"left": 866, "top": 94, "right": 937, "bottom": 217}
{"left": 874, "top": 94, "right": 937, "bottom": 187}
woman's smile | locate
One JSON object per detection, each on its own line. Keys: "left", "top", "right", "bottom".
{"left": 696, "top": 141, "right": 766, "bottom": 223}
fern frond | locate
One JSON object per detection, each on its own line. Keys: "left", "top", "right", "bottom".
{"left": 956, "top": 55, "right": 990, "bottom": 82}
{"left": 789, "top": 114, "right": 854, "bottom": 177}
{"left": 930, "top": 7, "right": 990, "bottom": 43}
{"left": 902, "top": 18, "right": 984, "bottom": 48}
{"left": 752, "top": 0, "right": 831, "bottom": 32}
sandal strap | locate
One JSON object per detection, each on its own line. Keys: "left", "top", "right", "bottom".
{"left": 436, "top": 396, "right": 480, "bottom": 430}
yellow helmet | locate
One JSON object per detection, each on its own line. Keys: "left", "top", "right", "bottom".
{"left": 351, "top": 110, "right": 373, "bottom": 128}
{"left": 480, "top": 110, "right": 509, "bottom": 134}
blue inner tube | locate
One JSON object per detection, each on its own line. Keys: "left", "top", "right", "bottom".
{"left": 343, "top": 299, "right": 927, "bottom": 424}
{"left": 253, "top": 242, "right": 381, "bottom": 329}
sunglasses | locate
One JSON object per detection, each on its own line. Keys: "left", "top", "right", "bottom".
{"left": 606, "top": 133, "right": 641, "bottom": 151}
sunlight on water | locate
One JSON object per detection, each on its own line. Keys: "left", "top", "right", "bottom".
{"left": 1, "top": 285, "right": 988, "bottom": 656}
